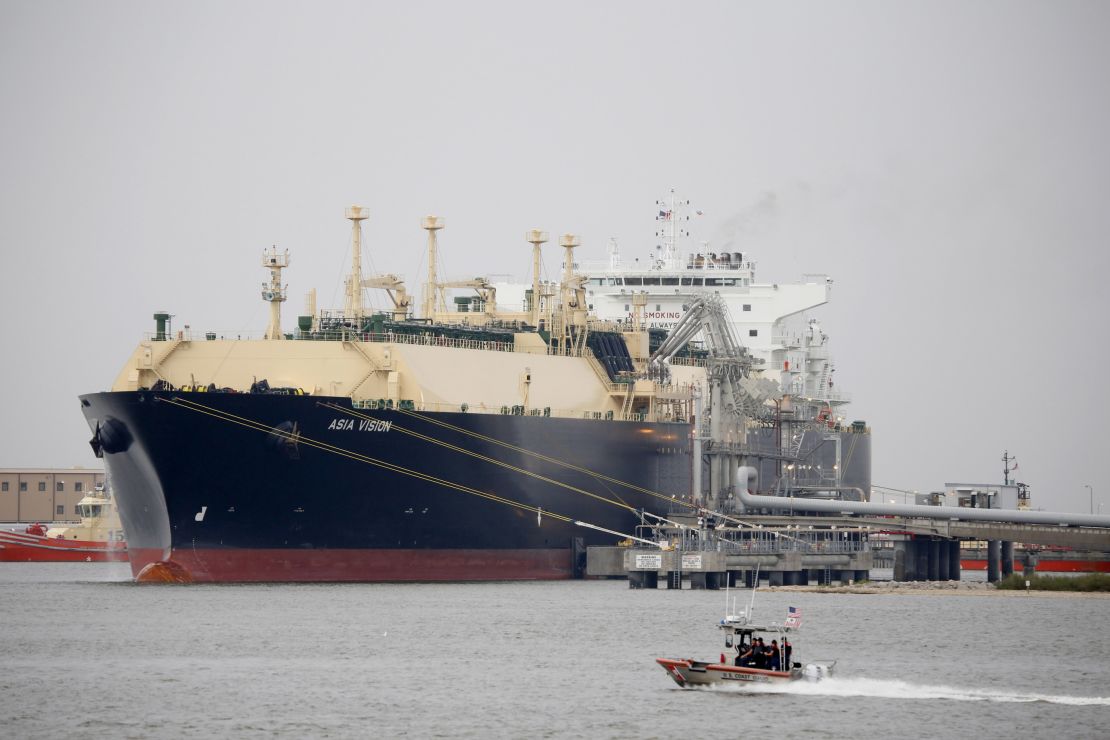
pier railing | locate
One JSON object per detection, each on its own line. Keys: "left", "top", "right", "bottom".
{"left": 646, "top": 526, "right": 869, "bottom": 555}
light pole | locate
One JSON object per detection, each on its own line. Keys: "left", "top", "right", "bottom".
{"left": 1086, "top": 484, "right": 1093, "bottom": 515}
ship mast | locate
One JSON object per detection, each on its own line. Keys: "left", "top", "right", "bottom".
{"left": 655, "top": 188, "right": 691, "bottom": 268}
{"left": 525, "top": 229, "right": 548, "bottom": 327}
{"left": 557, "top": 233, "right": 582, "bottom": 355}
{"left": 344, "top": 206, "right": 369, "bottom": 320}
{"left": 261, "top": 246, "right": 289, "bottom": 340}
{"left": 422, "top": 216, "right": 445, "bottom": 320}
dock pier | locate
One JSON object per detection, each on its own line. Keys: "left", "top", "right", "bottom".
{"left": 588, "top": 541, "right": 873, "bottom": 589}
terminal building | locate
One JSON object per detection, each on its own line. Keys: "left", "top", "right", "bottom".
{"left": 919, "top": 483, "right": 1030, "bottom": 511}
{"left": 0, "top": 468, "right": 106, "bottom": 522}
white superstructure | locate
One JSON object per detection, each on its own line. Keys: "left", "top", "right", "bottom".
{"left": 578, "top": 190, "right": 847, "bottom": 414}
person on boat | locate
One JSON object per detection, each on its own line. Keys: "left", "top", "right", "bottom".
{"left": 737, "top": 640, "right": 755, "bottom": 667}
{"left": 769, "top": 640, "right": 781, "bottom": 671}
{"left": 751, "top": 638, "right": 766, "bottom": 669}
{"left": 783, "top": 638, "right": 793, "bottom": 668}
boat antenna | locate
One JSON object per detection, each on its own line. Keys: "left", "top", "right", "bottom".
{"left": 747, "top": 562, "right": 760, "bottom": 619}
{"left": 724, "top": 565, "right": 730, "bottom": 619}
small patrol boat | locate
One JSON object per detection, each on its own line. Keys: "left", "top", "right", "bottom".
{"left": 656, "top": 604, "right": 835, "bottom": 688}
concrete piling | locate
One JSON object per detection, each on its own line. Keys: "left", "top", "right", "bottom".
{"left": 987, "top": 540, "right": 1001, "bottom": 583}
{"left": 1001, "top": 541, "right": 1014, "bottom": 578}
{"left": 948, "top": 540, "right": 961, "bottom": 581}
{"left": 927, "top": 539, "right": 941, "bottom": 581}
{"left": 915, "top": 541, "right": 930, "bottom": 582}
{"left": 893, "top": 546, "right": 907, "bottom": 581}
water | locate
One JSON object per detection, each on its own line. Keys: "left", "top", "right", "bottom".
{"left": 1, "top": 564, "right": 1108, "bottom": 738}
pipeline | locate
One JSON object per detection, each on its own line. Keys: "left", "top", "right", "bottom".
{"left": 734, "top": 466, "right": 1110, "bottom": 528}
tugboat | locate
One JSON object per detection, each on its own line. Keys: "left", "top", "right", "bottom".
{"left": 0, "top": 485, "right": 128, "bottom": 562}
{"left": 657, "top": 605, "right": 835, "bottom": 688}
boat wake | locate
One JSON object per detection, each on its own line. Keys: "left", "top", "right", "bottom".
{"left": 707, "top": 677, "right": 1110, "bottom": 706}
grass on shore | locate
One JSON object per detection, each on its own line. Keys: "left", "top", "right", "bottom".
{"left": 996, "top": 573, "right": 1110, "bottom": 592}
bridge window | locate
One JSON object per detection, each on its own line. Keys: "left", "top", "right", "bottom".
{"left": 743, "top": 304, "right": 751, "bottom": 311}
{"left": 749, "top": 329, "right": 758, "bottom": 337}
{"left": 624, "top": 277, "right": 642, "bottom": 286}
{"left": 643, "top": 277, "right": 660, "bottom": 285}
{"left": 704, "top": 278, "right": 721, "bottom": 286}
{"left": 608, "top": 278, "right": 622, "bottom": 286}
{"left": 662, "top": 278, "right": 679, "bottom": 285}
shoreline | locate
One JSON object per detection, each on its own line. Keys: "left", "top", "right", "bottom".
{"left": 761, "top": 582, "right": 1110, "bottom": 598}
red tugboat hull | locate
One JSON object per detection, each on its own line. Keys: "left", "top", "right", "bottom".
{"left": 0, "top": 530, "right": 128, "bottom": 562}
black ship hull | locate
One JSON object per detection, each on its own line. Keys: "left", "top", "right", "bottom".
{"left": 80, "top": 391, "right": 692, "bottom": 582}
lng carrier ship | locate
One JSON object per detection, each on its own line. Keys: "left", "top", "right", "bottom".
{"left": 82, "top": 211, "right": 704, "bottom": 582}
{"left": 80, "top": 204, "right": 869, "bottom": 583}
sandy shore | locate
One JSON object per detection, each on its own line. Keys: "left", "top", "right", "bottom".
{"left": 762, "top": 582, "right": 1110, "bottom": 598}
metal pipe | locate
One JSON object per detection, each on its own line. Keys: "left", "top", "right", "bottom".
{"left": 733, "top": 466, "right": 1110, "bottom": 528}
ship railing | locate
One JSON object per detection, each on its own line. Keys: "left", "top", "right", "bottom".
{"left": 142, "top": 330, "right": 520, "bottom": 353}
{"left": 351, "top": 398, "right": 686, "bottom": 425}
{"left": 581, "top": 348, "right": 624, "bottom": 392}
{"left": 668, "top": 356, "right": 708, "bottom": 368}
{"left": 793, "top": 390, "right": 853, "bottom": 405}
{"left": 359, "top": 332, "right": 516, "bottom": 353}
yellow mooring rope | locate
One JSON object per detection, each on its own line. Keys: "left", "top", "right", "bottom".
{"left": 371, "top": 404, "right": 702, "bottom": 514}
{"left": 319, "top": 402, "right": 641, "bottom": 515}
{"left": 161, "top": 396, "right": 574, "bottom": 524}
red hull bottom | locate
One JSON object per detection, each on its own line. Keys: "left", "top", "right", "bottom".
{"left": 0, "top": 533, "right": 128, "bottom": 563}
{"left": 962, "top": 559, "right": 1110, "bottom": 573}
{"left": 127, "top": 547, "right": 574, "bottom": 583}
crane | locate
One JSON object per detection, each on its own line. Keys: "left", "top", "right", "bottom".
{"left": 648, "top": 293, "right": 780, "bottom": 509}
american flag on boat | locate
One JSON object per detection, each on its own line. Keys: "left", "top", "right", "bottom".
{"left": 785, "top": 606, "right": 802, "bottom": 628}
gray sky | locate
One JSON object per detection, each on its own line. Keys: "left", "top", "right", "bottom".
{"left": 2, "top": 1, "right": 1107, "bottom": 514}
